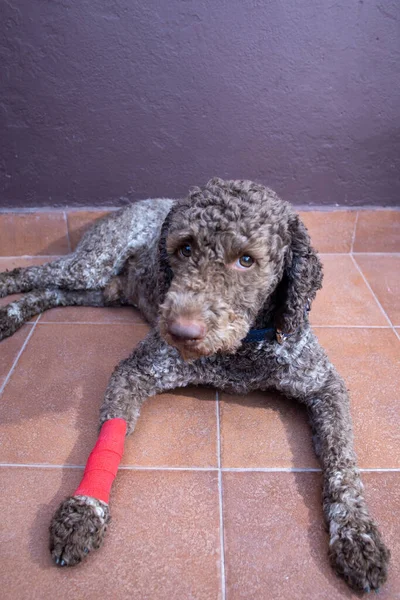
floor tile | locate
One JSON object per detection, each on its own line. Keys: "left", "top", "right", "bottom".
{"left": 310, "top": 255, "right": 387, "bottom": 326}
{"left": 41, "top": 305, "right": 146, "bottom": 324}
{"left": 353, "top": 210, "right": 400, "bottom": 252}
{"left": 0, "top": 213, "right": 69, "bottom": 256}
{"left": 354, "top": 255, "right": 400, "bottom": 326}
{"left": 223, "top": 471, "right": 399, "bottom": 600}
{"left": 0, "top": 323, "right": 148, "bottom": 465}
{"left": 299, "top": 211, "right": 356, "bottom": 253}
{"left": 123, "top": 386, "right": 217, "bottom": 467}
{"left": 0, "top": 323, "right": 218, "bottom": 468}
{"left": 67, "top": 210, "right": 112, "bottom": 251}
{"left": 0, "top": 467, "right": 221, "bottom": 600}
{"left": 220, "top": 391, "right": 317, "bottom": 468}
{"left": 0, "top": 324, "right": 32, "bottom": 389}
{"left": 316, "top": 328, "right": 400, "bottom": 468}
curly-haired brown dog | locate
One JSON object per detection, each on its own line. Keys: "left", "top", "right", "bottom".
{"left": 0, "top": 178, "right": 390, "bottom": 592}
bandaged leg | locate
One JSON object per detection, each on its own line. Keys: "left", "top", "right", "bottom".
{"left": 74, "top": 418, "right": 127, "bottom": 503}
{"left": 50, "top": 418, "right": 127, "bottom": 566}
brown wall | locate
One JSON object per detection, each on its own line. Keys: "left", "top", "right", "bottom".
{"left": 1, "top": 1, "right": 399, "bottom": 208}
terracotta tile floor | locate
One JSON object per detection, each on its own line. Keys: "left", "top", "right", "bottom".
{"left": 0, "top": 208, "right": 399, "bottom": 599}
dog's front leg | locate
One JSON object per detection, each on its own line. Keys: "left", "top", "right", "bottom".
{"left": 303, "top": 369, "right": 390, "bottom": 592}
{"left": 49, "top": 331, "right": 193, "bottom": 567}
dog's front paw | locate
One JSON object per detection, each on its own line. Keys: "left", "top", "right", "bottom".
{"left": 49, "top": 495, "right": 110, "bottom": 567}
{"left": 329, "top": 518, "right": 390, "bottom": 592}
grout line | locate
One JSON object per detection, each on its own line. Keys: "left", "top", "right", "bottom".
{"left": 223, "top": 467, "right": 400, "bottom": 473}
{"left": 319, "top": 252, "right": 349, "bottom": 257}
{"left": 0, "top": 463, "right": 217, "bottom": 470}
{"left": 318, "top": 252, "right": 400, "bottom": 257}
{"left": 0, "top": 463, "right": 85, "bottom": 469}
{"left": 350, "top": 211, "right": 360, "bottom": 253}
{"left": 1, "top": 463, "right": 400, "bottom": 472}
{"left": 63, "top": 211, "right": 72, "bottom": 253}
{"left": 312, "top": 325, "right": 392, "bottom": 329}
{"left": 0, "top": 255, "right": 63, "bottom": 260}
{"left": 0, "top": 321, "right": 38, "bottom": 396}
{"left": 351, "top": 255, "right": 398, "bottom": 340}
{"left": 36, "top": 320, "right": 146, "bottom": 326}
{"left": 0, "top": 207, "right": 121, "bottom": 214}
{"left": 352, "top": 252, "right": 400, "bottom": 256}
{"left": 216, "top": 391, "right": 226, "bottom": 600}
{"left": 289, "top": 251, "right": 400, "bottom": 256}
{"left": 359, "top": 468, "right": 400, "bottom": 472}
{"left": 217, "top": 468, "right": 226, "bottom": 600}
{"left": 222, "top": 467, "right": 322, "bottom": 472}
{"left": 216, "top": 391, "right": 222, "bottom": 472}
{"left": 119, "top": 465, "right": 217, "bottom": 471}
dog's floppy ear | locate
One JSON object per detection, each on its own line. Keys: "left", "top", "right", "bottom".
{"left": 274, "top": 214, "right": 323, "bottom": 338}
{"left": 157, "top": 208, "right": 175, "bottom": 303}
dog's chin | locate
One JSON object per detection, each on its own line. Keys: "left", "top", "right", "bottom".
{"left": 163, "top": 332, "right": 245, "bottom": 361}
{"left": 164, "top": 335, "right": 212, "bottom": 361}
{"left": 177, "top": 345, "right": 211, "bottom": 361}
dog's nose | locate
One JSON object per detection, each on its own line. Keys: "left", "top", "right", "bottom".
{"left": 167, "top": 318, "right": 206, "bottom": 341}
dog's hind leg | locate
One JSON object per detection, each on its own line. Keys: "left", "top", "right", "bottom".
{"left": 0, "top": 289, "right": 106, "bottom": 340}
{"left": 0, "top": 257, "right": 81, "bottom": 298}
{"left": 0, "top": 198, "right": 175, "bottom": 300}
{"left": 0, "top": 250, "right": 124, "bottom": 298}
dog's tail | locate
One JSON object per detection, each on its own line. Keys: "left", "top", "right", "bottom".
{"left": 0, "top": 289, "right": 106, "bottom": 341}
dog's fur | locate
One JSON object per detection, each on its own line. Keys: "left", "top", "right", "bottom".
{"left": 0, "top": 178, "right": 389, "bottom": 591}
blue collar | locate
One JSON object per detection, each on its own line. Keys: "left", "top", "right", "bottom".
{"left": 242, "top": 299, "right": 311, "bottom": 345}
{"left": 242, "top": 326, "right": 298, "bottom": 344}
{"left": 242, "top": 326, "right": 276, "bottom": 343}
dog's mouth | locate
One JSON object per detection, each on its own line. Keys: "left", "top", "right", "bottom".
{"left": 164, "top": 332, "right": 212, "bottom": 360}
{"left": 162, "top": 325, "right": 249, "bottom": 361}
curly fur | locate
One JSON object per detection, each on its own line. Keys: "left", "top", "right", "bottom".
{"left": 0, "top": 178, "right": 389, "bottom": 592}
{"left": 50, "top": 496, "right": 110, "bottom": 566}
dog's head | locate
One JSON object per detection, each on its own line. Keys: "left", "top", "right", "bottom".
{"left": 158, "top": 178, "right": 322, "bottom": 360}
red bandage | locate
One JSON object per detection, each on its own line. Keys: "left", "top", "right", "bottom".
{"left": 74, "top": 418, "right": 127, "bottom": 504}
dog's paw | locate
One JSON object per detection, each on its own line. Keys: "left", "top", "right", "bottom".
{"left": 0, "top": 305, "right": 18, "bottom": 341}
{"left": 0, "top": 272, "right": 10, "bottom": 299}
{"left": 0, "top": 269, "right": 18, "bottom": 299}
{"left": 49, "top": 495, "right": 110, "bottom": 567}
{"left": 329, "top": 519, "right": 390, "bottom": 592}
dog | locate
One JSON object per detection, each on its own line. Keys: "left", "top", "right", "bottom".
{"left": 0, "top": 178, "right": 390, "bottom": 592}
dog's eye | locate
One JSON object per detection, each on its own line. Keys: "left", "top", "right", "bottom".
{"left": 237, "top": 255, "right": 254, "bottom": 269}
{"left": 179, "top": 243, "right": 192, "bottom": 258}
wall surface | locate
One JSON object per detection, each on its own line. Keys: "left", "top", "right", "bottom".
{"left": 1, "top": 0, "right": 399, "bottom": 208}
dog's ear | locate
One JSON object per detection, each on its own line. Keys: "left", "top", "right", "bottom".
{"left": 157, "top": 209, "right": 175, "bottom": 303}
{"left": 274, "top": 214, "right": 323, "bottom": 338}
